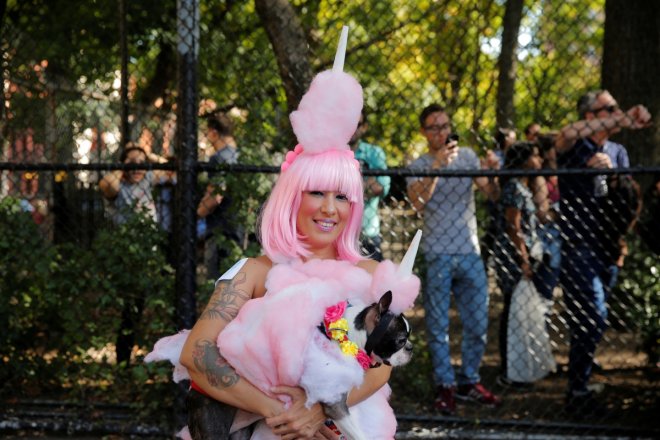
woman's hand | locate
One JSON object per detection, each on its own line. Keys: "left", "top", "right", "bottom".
{"left": 521, "top": 260, "right": 533, "bottom": 279}
{"left": 266, "top": 386, "right": 327, "bottom": 439}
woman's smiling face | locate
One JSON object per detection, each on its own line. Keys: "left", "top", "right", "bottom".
{"left": 296, "top": 190, "right": 351, "bottom": 258}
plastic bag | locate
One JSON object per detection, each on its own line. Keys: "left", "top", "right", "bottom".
{"left": 507, "top": 279, "right": 556, "bottom": 383}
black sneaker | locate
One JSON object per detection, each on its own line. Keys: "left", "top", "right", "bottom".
{"left": 565, "top": 391, "right": 608, "bottom": 418}
{"left": 456, "top": 383, "right": 501, "bottom": 407}
{"left": 496, "top": 374, "right": 534, "bottom": 390}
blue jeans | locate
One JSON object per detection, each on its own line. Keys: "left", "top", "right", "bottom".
{"left": 424, "top": 253, "right": 489, "bottom": 386}
{"left": 537, "top": 221, "right": 562, "bottom": 300}
{"left": 560, "top": 245, "right": 608, "bottom": 393}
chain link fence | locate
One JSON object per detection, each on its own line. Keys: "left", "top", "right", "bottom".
{"left": 1, "top": 0, "right": 658, "bottom": 438}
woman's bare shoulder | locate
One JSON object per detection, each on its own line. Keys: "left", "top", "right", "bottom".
{"left": 244, "top": 255, "right": 273, "bottom": 298}
{"left": 356, "top": 258, "right": 379, "bottom": 275}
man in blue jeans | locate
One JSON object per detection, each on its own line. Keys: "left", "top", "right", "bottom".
{"left": 407, "top": 104, "right": 501, "bottom": 415}
{"left": 555, "top": 90, "right": 650, "bottom": 417}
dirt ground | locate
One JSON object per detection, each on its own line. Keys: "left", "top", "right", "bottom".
{"left": 388, "top": 272, "right": 660, "bottom": 436}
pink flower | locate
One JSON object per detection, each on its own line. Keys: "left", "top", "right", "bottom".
{"left": 324, "top": 301, "right": 347, "bottom": 323}
{"left": 356, "top": 349, "right": 371, "bottom": 370}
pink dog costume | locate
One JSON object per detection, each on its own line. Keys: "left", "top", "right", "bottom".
{"left": 146, "top": 27, "right": 421, "bottom": 439}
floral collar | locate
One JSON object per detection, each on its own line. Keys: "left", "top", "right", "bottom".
{"left": 323, "top": 301, "right": 371, "bottom": 370}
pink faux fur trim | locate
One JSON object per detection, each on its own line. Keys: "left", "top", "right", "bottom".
{"left": 145, "top": 258, "right": 414, "bottom": 439}
{"left": 289, "top": 70, "right": 363, "bottom": 154}
{"left": 369, "top": 260, "right": 421, "bottom": 314}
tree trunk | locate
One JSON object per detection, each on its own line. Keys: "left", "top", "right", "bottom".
{"left": 254, "top": 0, "right": 313, "bottom": 113}
{"left": 0, "top": 0, "right": 7, "bottom": 127}
{"left": 496, "top": 0, "right": 524, "bottom": 129}
{"left": 602, "top": 0, "right": 660, "bottom": 170}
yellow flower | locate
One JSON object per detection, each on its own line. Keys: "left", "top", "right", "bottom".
{"left": 328, "top": 318, "right": 349, "bottom": 340}
{"left": 340, "top": 340, "right": 359, "bottom": 357}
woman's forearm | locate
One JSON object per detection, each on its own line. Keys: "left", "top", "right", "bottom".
{"left": 183, "top": 337, "right": 282, "bottom": 417}
{"left": 346, "top": 365, "right": 392, "bottom": 407}
{"left": 510, "top": 233, "right": 529, "bottom": 265}
{"left": 408, "top": 177, "right": 438, "bottom": 212}
{"left": 188, "top": 367, "right": 282, "bottom": 418}
{"left": 178, "top": 264, "right": 281, "bottom": 417}
{"left": 505, "top": 207, "right": 528, "bottom": 265}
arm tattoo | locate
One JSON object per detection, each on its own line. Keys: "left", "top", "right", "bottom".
{"left": 199, "top": 272, "right": 250, "bottom": 322}
{"left": 192, "top": 339, "right": 239, "bottom": 389}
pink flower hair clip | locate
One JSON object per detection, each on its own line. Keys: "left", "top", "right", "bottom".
{"left": 280, "top": 144, "right": 304, "bottom": 172}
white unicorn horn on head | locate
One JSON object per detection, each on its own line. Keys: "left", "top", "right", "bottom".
{"left": 333, "top": 25, "right": 349, "bottom": 73}
{"left": 397, "top": 229, "right": 422, "bottom": 278}
{"left": 289, "top": 25, "right": 363, "bottom": 155}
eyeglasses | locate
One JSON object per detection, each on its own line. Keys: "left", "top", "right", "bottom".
{"left": 423, "top": 123, "right": 451, "bottom": 133}
{"left": 591, "top": 104, "right": 619, "bottom": 114}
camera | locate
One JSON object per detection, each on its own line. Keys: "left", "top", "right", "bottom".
{"left": 445, "top": 133, "right": 459, "bottom": 145}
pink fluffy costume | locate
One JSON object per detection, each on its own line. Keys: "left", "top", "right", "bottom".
{"left": 145, "top": 26, "right": 421, "bottom": 439}
{"left": 147, "top": 258, "right": 419, "bottom": 439}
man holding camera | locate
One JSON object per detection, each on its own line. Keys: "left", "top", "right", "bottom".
{"left": 407, "top": 104, "right": 500, "bottom": 415}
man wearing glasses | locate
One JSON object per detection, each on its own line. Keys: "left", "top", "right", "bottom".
{"left": 407, "top": 104, "right": 500, "bottom": 415}
{"left": 555, "top": 90, "right": 651, "bottom": 416}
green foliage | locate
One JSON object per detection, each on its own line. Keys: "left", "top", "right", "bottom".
{"left": 611, "top": 236, "right": 660, "bottom": 365}
{"left": 0, "top": 197, "right": 55, "bottom": 387}
{"left": 4, "top": 0, "right": 617, "bottom": 165}
{"left": 89, "top": 212, "right": 176, "bottom": 347}
{"left": 0, "top": 199, "right": 175, "bottom": 400}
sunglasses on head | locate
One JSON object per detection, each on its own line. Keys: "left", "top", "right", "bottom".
{"left": 591, "top": 105, "right": 619, "bottom": 114}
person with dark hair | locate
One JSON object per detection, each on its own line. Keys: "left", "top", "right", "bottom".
{"left": 493, "top": 127, "right": 517, "bottom": 166}
{"left": 533, "top": 132, "right": 562, "bottom": 302}
{"left": 524, "top": 122, "right": 541, "bottom": 142}
{"left": 99, "top": 144, "right": 172, "bottom": 225}
{"left": 493, "top": 142, "right": 554, "bottom": 386}
{"left": 349, "top": 109, "right": 390, "bottom": 261}
{"left": 98, "top": 143, "right": 174, "bottom": 365}
{"left": 481, "top": 127, "right": 516, "bottom": 264}
{"left": 147, "top": 29, "right": 416, "bottom": 439}
{"left": 555, "top": 89, "right": 651, "bottom": 416}
{"left": 198, "top": 113, "right": 241, "bottom": 281}
{"left": 407, "top": 104, "right": 501, "bottom": 415}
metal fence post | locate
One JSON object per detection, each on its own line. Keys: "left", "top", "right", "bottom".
{"left": 175, "top": 0, "right": 199, "bottom": 331}
{"left": 174, "top": 0, "right": 200, "bottom": 431}
{"left": 118, "top": 0, "right": 130, "bottom": 150}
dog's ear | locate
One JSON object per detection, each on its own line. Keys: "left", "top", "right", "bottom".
{"left": 377, "top": 291, "right": 393, "bottom": 316}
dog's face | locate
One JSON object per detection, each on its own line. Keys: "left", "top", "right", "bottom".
{"left": 354, "top": 291, "right": 413, "bottom": 367}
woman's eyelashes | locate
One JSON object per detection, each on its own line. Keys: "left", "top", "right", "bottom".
{"left": 307, "top": 191, "right": 349, "bottom": 201}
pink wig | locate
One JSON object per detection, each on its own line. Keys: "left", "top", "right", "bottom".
{"left": 260, "top": 27, "right": 365, "bottom": 264}
{"left": 259, "top": 150, "right": 364, "bottom": 264}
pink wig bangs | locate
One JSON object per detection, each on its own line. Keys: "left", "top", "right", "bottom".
{"left": 259, "top": 150, "right": 365, "bottom": 263}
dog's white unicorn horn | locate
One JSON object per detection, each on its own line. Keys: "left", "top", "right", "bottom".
{"left": 332, "top": 25, "right": 349, "bottom": 73}
{"left": 397, "top": 229, "right": 422, "bottom": 278}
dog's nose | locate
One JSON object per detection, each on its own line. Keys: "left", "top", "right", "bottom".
{"left": 405, "top": 342, "right": 413, "bottom": 352}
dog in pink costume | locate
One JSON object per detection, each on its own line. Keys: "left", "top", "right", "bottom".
{"left": 146, "top": 256, "right": 420, "bottom": 440}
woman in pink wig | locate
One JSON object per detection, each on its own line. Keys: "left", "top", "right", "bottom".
{"left": 147, "top": 27, "right": 420, "bottom": 440}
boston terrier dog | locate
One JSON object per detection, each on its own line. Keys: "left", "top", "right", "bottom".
{"left": 319, "top": 290, "right": 413, "bottom": 440}
{"left": 186, "top": 290, "right": 413, "bottom": 440}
